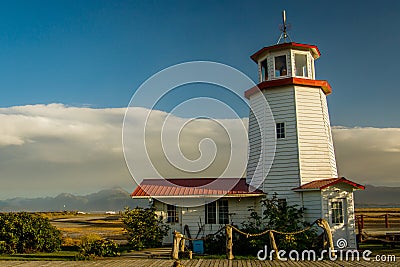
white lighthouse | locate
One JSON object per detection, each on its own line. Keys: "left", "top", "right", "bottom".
{"left": 245, "top": 15, "right": 364, "bottom": 249}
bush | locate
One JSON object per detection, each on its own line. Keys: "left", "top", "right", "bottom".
{"left": 77, "top": 234, "right": 119, "bottom": 258}
{"left": 0, "top": 212, "right": 62, "bottom": 254}
{"left": 122, "top": 206, "right": 169, "bottom": 250}
{"left": 204, "top": 194, "right": 318, "bottom": 256}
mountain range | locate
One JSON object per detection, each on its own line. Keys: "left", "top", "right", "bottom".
{"left": 0, "top": 184, "right": 398, "bottom": 212}
{"left": 354, "top": 184, "right": 400, "bottom": 208}
{"left": 0, "top": 188, "right": 148, "bottom": 212}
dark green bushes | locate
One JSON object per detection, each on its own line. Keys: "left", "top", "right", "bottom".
{"left": 76, "top": 234, "right": 119, "bottom": 259}
{"left": 122, "top": 206, "right": 169, "bottom": 250}
{"left": 0, "top": 212, "right": 62, "bottom": 254}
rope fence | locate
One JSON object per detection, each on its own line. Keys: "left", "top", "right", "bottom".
{"left": 171, "top": 218, "right": 334, "bottom": 263}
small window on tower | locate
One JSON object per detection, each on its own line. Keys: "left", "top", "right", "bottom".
{"left": 276, "top": 122, "right": 285, "bottom": 139}
{"left": 261, "top": 59, "right": 268, "bottom": 81}
{"left": 274, "top": 55, "right": 287, "bottom": 77}
{"left": 295, "top": 54, "right": 308, "bottom": 77}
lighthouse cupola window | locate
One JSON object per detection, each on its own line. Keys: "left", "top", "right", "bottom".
{"left": 274, "top": 55, "right": 287, "bottom": 77}
{"left": 294, "top": 54, "right": 308, "bottom": 77}
{"left": 261, "top": 59, "right": 268, "bottom": 81}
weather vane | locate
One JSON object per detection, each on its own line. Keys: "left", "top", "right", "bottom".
{"left": 277, "top": 10, "right": 292, "bottom": 44}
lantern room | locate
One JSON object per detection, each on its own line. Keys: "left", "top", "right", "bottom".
{"left": 250, "top": 42, "right": 321, "bottom": 83}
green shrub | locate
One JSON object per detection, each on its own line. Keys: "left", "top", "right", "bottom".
{"left": 0, "top": 212, "right": 62, "bottom": 254}
{"left": 122, "top": 206, "right": 170, "bottom": 250}
{"left": 204, "top": 193, "right": 318, "bottom": 256}
{"left": 77, "top": 234, "right": 119, "bottom": 258}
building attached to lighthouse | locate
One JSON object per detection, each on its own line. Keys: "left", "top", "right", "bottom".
{"left": 245, "top": 42, "right": 364, "bottom": 249}
{"left": 131, "top": 30, "right": 364, "bottom": 249}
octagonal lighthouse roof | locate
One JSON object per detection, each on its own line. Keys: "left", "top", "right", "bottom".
{"left": 250, "top": 42, "right": 321, "bottom": 62}
{"left": 246, "top": 40, "right": 331, "bottom": 99}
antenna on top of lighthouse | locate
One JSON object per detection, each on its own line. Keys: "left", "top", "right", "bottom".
{"left": 277, "top": 10, "right": 292, "bottom": 44}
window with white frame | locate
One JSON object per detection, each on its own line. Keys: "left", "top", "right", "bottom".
{"left": 167, "top": 204, "right": 179, "bottom": 223}
{"left": 218, "top": 200, "right": 229, "bottom": 224}
{"left": 294, "top": 54, "right": 308, "bottom": 77}
{"left": 274, "top": 55, "right": 287, "bottom": 77}
{"left": 205, "top": 201, "right": 217, "bottom": 224}
{"left": 206, "top": 200, "right": 229, "bottom": 224}
{"left": 276, "top": 122, "right": 285, "bottom": 139}
{"left": 331, "top": 201, "right": 344, "bottom": 224}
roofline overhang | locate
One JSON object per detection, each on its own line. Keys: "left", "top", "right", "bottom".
{"left": 244, "top": 77, "right": 332, "bottom": 99}
{"left": 131, "top": 193, "right": 265, "bottom": 199}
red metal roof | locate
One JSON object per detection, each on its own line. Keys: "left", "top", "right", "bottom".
{"left": 244, "top": 77, "right": 332, "bottom": 99}
{"left": 292, "top": 177, "right": 365, "bottom": 191}
{"left": 131, "top": 178, "right": 264, "bottom": 198}
{"left": 250, "top": 42, "right": 321, "bottom": 62}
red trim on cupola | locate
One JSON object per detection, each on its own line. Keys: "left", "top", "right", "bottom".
{"left": 251, "top": 42, "right": 321, "bottom": 62}
{"left": 244, "top": 77, "right": 332, "bottom": 99}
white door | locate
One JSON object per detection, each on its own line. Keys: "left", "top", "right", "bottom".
{"left": 329, "top": 198, "right": 349, "bottom": 248}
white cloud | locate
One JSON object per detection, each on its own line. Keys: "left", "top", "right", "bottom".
{"left": 0, "top": 104, "right": 398, "bottom": 198}
{"left": 332, "top": 126, "right": 400, "bottom": 186}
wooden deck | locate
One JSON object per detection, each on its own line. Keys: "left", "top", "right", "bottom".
{"left": 0, "top": 259, "right": 397, "bottom": 266}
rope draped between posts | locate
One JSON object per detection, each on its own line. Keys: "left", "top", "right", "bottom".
{"left": 229, "top": 220, "right": 317, "bottom": 238}
{"left": 171, "top": 218, "right": 335, "bottom": 261}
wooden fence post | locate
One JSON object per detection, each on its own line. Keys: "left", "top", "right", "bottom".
{"left": 172, "top": 230, "right": 182, "bottom": 260}
{"left": 385, "top": 214, "right": 390, "bottom": 228}
{"left": 361, "top": 214, "right": 364, "bottom": 230}
{"left": 317, "top": 218, "right": 335, "bottom": 257}
{"left": 226, "top": 225, "right": 234, "bottom": 260}
{"left": 269, "top": 231, "right": 280, "bottom": 260}
{"left": 179, "top": 238, "right": 185, "bottom": 252}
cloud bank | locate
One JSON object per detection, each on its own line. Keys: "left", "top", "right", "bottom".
{"left": 0, "top": 104, "right": 398, "bottom": 198}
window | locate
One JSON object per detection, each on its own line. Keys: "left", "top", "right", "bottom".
{"left": 206, "top": 200, "right": 229, "bottom": 224}
{"left": 276, "top": 122, "right": 285, "bottom": 139}
{"left": 294, "top": 54, "right": 308, "bottom": 77}
{"left": 218, "top": 200, "right": 229, "bottom": 224}
{"left": 331, "top": 201, "right": 344, "bottom": 224}
{"left": 274, "top": 55, "right": 287, "bottom": 77}
{"left": 205, "top": 202, "right": 217, "bottom": 224}
{"left": 167, "top": 204, "right": 179, "bottom": 223}
{"left": 261, "top": 59, "right": 268, "bottom": 81}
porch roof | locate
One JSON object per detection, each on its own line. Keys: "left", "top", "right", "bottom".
{"left": 131, "top": 178, "right": 265, "bottom": 198}
{"left": 292, "top": 177, "right": 365, "bottom": 191}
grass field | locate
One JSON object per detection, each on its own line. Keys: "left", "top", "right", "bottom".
{"left": 44, "top": 212, "right": 128, "bottom": 246}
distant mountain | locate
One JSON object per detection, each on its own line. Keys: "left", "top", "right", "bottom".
{"left": 1, "top": 185, "right": 398, "bottom": 211}
{"left": 0, "top": 188, "right": 149, "bottom": 212}
{"left": 354, "top": 184, "right": 400, "bottom": 208}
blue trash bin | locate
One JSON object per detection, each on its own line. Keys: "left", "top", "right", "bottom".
{"left": 192, "top": 240, "right": 204, "bottom": 254}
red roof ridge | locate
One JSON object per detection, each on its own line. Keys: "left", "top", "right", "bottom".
{"left": 131, "top": 178, "right": 264, "bottom": 198}
{"left": 293, "top": 177, "right": 365, "bottom": 191}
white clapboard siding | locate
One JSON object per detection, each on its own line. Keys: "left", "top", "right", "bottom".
{"left": 321, "top": 184, "right": 357, "bottom": 249}
{"left": 247, "top": 86, "right": 301, "bottom": 205}
{"left": 156, "top": 197, "right": 262, "bottom": 245}
{"left": 301, "top": 191, "right": 322, "bottom": 223}
{"left": 294, "top": 86, "right": 338, "bottom": 185}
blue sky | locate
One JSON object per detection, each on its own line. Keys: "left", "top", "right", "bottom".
{"left": 1, "top": 0, "right": 399, "bottom": 127}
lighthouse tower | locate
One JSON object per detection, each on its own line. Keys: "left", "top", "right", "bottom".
{"left": 245, "top": 12, "right": 364, "bottom": 249}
